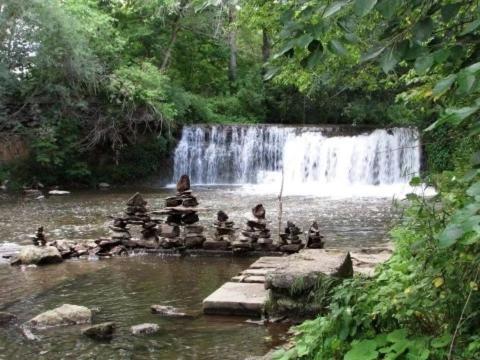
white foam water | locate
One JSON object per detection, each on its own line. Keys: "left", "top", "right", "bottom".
{"left": 172, "top": 125, "right": 424, "bottom": 198}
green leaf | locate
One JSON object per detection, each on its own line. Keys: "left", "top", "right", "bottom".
{"left": 376, "top": 0, "right": 400, "bottom": 19}
{"left": 263, "top": 67, "right": 279, "bottom": 81}
{"left": 457, "top": 72, "right": 476, "bottom": 94}
{"left": 387, "top": 329, "right": 407, "bottom": 343}
{"left": 354, "top": 0, "right": 378, "bottom": 17}
{"left": 438, "top": 224, "right": 464, "bottom": 248}
{"left": 323, "top": 1, "right": 348, "bottom": 18}
{"left": 444, "top": 104, "right": 480, "bottom": 124}
{"left": 413, "top": 18, "right": 433, "bottom": 43}
{"left": 415, "top": 55, "right": 433, "bottom": 75}
{"left": 296, "top": 34, "right": 314, "bottom": 48}
{"left": 273, "top": 39, "right": 296, "bottom": 59}
{"left": 441, "top": 4, "right": 461, "bottom": 22}
{"left": 467, "top": 182, "right": 480, "bottom": 197}
{"left": 328, "top": 39, "right": 348, "bottom": 56}
{"left": 345, "top": 340, "right": 378, "bottom": 360}
{"left": 433, "top": 48, "right": 450, "bottom": 63}
{"left": 461, "top": 19, "right": 480, "bottom": 35}
{"left": 381, "top": 47, "right": 398, "bottom": 73}
{"left": 409, "top": 177, "right": 421, "bottom": 186}
{"left": 343, "top": 33, "right": 360, "bottom": 44}
{"left": 471, "top": 151, "right": 480, "bottom": 166}
{"left": 432, "top": 74, "right": 457, "bottom": 97}
{"left": 431, "top": 333, "right": 452, "bottom": 348}
{"left": 361, "top": 46, "right": 385, "bottom": 62}
{"left": 465, "top": 62, "right": 480, "bottom": 74}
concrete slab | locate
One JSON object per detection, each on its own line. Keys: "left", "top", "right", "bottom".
{"left": 202, "top": 282, "right": 268, "bottom": 317}
{"left": 241, "top": 268, "right": 270, "bottom": 276}
{"left": 231, "top": 275, "right": 266, "bottom": 283}
{"left": 249, "top": 257, "right": 285, "bottom": 269}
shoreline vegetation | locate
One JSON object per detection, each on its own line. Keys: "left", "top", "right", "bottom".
{"left": 1, "top": 0, "right": 480, "bottom": 359}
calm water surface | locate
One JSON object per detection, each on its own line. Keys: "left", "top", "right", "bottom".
{"left": 0, "top": 187, "right": 399, "bottom": 359}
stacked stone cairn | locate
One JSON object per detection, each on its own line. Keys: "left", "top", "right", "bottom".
{"left": 157, "top": 175, "right": 206, "bottom": 249}
{"left": 124, "top": 193, "right": 150, "bottom": 225}
{"left": 203, "top": 211, "right": 236, "bottom": 251}
{"left": 306, "top": 221, "right": 325, "bottom": 249}
{"left": 233, "top": 204, "right": 274, "bottom": 253}
{"left": 31, "top": 226, "right": 47, "bottom": 246}
{"left": 279, "top": 221, "right": 303, "bottom": 253}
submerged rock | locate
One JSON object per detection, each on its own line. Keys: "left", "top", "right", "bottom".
{"left": 82, "top": 322, "right": 115, "bottom": 340}
{"left": 28, "top": 304, "right": 92, "bottom": 329}
{"left": 11, "top": 245, "right": 62, "bottom": 266}
{"left": 48, "top": 190, "right": 70, "bottom": 195}
{"left": 0, "top": 312, "right": 17, "bottom": 326}
{"left": 150, "top": 305, "right": 188, "bottom": 317}
{"left": 130, "top": 323, "right": 160, "bottom": 335}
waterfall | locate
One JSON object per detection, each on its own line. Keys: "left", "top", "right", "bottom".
{"left": 172, "top": 125, "right": 421, "bottom": 195}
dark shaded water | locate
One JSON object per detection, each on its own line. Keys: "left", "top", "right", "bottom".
{"left": 0, "top": 187, "right": 398, "bottom": 359}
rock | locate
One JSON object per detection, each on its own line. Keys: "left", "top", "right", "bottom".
{"left": 28, "top": 304, "right": 92, "bottom": 328}
{"left": 184, "top": 236, "right": 205, "bottom": 248}
{"left": 126, "top": 192, "right": 147, "bottom": 207}
{"left": 182, "top": 197, "right": 198, "bottom": 207}
{"left": 98, "top": 182, "right": 110, "bottom": 189}
{"left": 48, "top": 190, "right": 70, "bottom": 195}
{"left": 11, "top": 245, "right": 62, "bottom": 266}
{"left": 252, "top": 204, "right": 266, "bottom": 219}
{"left": 151, "top": 305, "right": 188, "bottom": 317}
{"left": 0, "top": 312, "right": 17, "bottom": 326}
{"left": 82, "top": 322, "right": 115, "bottom": 340}
{"left": 23, "top": 189, "right": 43, "bottom": 197}
{"left": 217, "top": 210, "right": 229, "bottom": 222}
{"left": 184, "top": 225, "right": 204, "bottom": 234}
{"left": 159, "top": 224, "right": 180, "bottom": 238}
{"left": 279, "top": 244, "right": 302, "bottom": 253}
{"left": 203, "top": 240, "right": 230, "bottom": 251}
{"left": 265, "top": 249, "right": 353, "bottom": 292}
{"left": 181, "top": 212, "right": 199, "bottom": 225}
{"left": 130, "top": 323, "right": 160, "bottom": 335}
{"left": 176, "top": 174, "right": 191, "bottom": 193}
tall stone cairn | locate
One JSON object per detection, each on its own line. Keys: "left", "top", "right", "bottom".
{"left": 31, "top": 226, "right": 47, "bottom": 247}
{"left": 233, "top": 204, "right": 275, "bottom": 253}
{"left": 158, "top": 175, "right": 205, "bottom": 249}
{"left": 306, "top": 221, "right": 325, "bottom": 249}
{"left": 279, "top": 221, "right": 303, "bottom": 253}
{"left": 203, "top": 211, "right": 236, "bottom": 251}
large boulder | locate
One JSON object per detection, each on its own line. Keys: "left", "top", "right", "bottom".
{"left": 131, "top": 323, "right": 160, "bottom": 335}
{"left": 265, "top": 249, "right": 353, "bottom": 292}
{"left": 82, "top": 322, "right": 115, "bottom": 340}
{"left": 27, "top": 304, "right": 92, "bottom": 329}
{"left": 11, "top": 245, "right": 63, "bottom": 266}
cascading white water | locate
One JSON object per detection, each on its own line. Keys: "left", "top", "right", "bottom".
{"left": 173, "top": 125, "right": 421, "bottom": 196}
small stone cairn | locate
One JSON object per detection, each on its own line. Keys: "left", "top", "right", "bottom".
{"left": 279, "top": 221, "right": 303, "bottom": 253}
{"left": 157, "top": 175, "right": 206, "bottom": 249}
{"left": 233, "top": 204, "right": 272, "bottom": 253}
{"left": 203, "top": 211, "right": 236, "bottom": 250}
{"left": 306, "top": 221, "right": 325, "bottom": 249}
{"left": 31, "top": 226, "right": 47, "bottom": 247}
{"left": 124, "top": 193, "right": 150, "bottom": 225}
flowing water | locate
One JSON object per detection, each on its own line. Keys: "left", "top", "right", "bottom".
{"left": 173, "top": 125, "right": 421, "bottom": 197}
{"left": 0, "top": 124, "right": 420, "bottom": 358}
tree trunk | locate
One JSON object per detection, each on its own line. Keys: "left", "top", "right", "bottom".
{"left": 262, "top": 27, "right": 271, "bottom": 63}
{"left": 228, "top": 5, "right": 237, "bottom": 90}
{"left": 161, "top": 0, "right": 189, "bottom": 71}
{"left": 161, "top": 17, "right": 181, "bottom": 71}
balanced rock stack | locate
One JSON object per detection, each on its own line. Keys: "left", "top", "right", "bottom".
{"left": 306, "top": 221, "right": 325, "bottom": 249}
{"left": 203, "top": 211, "right": 235, "bottom": 251}
{"left": 109, "top": 217, "right": 131, "bottom": 242}
{"left": 31, "top": 226, "right": 47, "bottom": 247}
{"left": 157, "top": 175, "right": 205, "bottom": 249}
{"left": 279, "top": 221, "right": 303, "bottom": 253}
{"left": 124, "top": 193, "right": 150, "bottom": 225}
{"left": 233, "top": 204, "right": 273, "bottom": 253}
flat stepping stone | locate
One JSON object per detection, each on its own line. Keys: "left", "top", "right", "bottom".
{"left": 249, "top": 257, "right": 285, "bottom": 269}
{"left": 202, "top": 282, "right": 267, "bottom": 317}
{"left": 231, "top": 275, "right": 266, "bottom": 283}
{"left": 241, "top": 268, "right": 270, "bottom": 276}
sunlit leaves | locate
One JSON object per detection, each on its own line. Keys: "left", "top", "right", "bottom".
{"left": 354, "top": 0, "right": 377, "bottom": 17}
{"left": 323, "top": 1, "right": 349, "bottom": 18}
{"left": 413, "top": 18, "right": 433, "bottom": 43}
{"left": 415, "top": 55, "right": 433, "bottom": 75}
{"left": 345, "top": 339, "right": 378, "bottom": 360}
{"left": 438, "top": 224, "right": 464, "bottom": 248}
{"left": 432, "top": 74, "right": 457, "bottom": 98}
